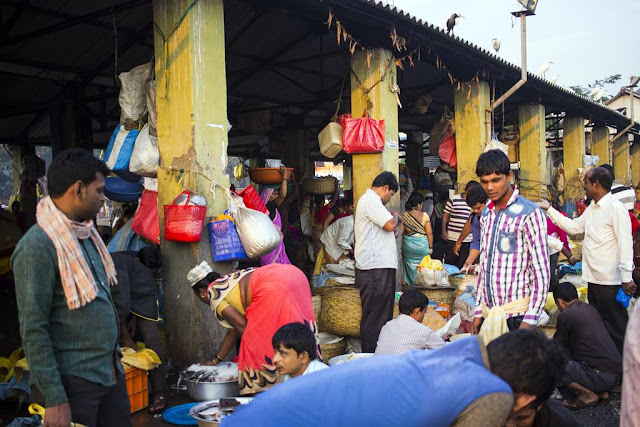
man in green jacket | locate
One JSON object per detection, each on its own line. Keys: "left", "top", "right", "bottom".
{"left": 12, "top": 149, "right": 131, "bottom": 427}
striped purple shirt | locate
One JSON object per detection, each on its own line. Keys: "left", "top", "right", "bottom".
{"left": 474, "top": 189, "right": 550, "bottom": 325}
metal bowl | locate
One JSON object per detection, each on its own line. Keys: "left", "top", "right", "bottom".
{"left": 182, "top": 378, "right": 240, "bottom": 401}
{"left": 190, "top": 397, "right": 253, "bottom": 427}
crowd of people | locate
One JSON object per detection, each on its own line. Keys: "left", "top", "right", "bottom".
{"left": 7, "top": 146, "right": 640, "bottom": 426}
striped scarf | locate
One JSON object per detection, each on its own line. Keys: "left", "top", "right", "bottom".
{"left": 36, "top": 196, "right": 118, "bottom": 310}
{"left": 402, "top": 211, "right": 427, "bottom": 236}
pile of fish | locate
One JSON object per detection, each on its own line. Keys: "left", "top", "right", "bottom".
{"left": 195, "top": 398, "right": 243, "bottom": 422}
{"left": 178, "top": 362, "right": 238, "bottom": 387}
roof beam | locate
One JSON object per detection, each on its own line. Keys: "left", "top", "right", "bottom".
{"left": 0, "top": 0, "right": 151, "bottom": 47}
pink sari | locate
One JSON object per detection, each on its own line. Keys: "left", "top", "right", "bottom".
{"left": 259, "top": 189, "right": 291, "bottom": 265}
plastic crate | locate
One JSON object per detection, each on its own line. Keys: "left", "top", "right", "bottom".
{"left": 208, "top": 220, "right": 248, "bottom": 262}
{"left": 125, "top": 367, "right": 149, "bottom": 413}
{"left": 235, "top": 185, "right": 268, "bottom": 214}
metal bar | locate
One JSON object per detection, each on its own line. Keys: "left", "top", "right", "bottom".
{"left": 269, "top": 69, "right": 318, "bottom": 97}
{"left": 0, "top": 0, "right": 151, "bottom": 47}
{"left": 226, "top": 14, "right": 259, "bottom": 48}
{"left": 228, "top": 48, "right": 348, "bottom": 74}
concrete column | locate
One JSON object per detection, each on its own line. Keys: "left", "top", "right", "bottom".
{"left": 518, "top": 104, "right": 547, "bottom": 200}
{"left": 153, "top": 0, "right": 230, "bottom": 367}
{"left": 591, "top": 127, "right": 610, "bottom": 167}
{"left": 282, "top": 129, "right": 308, "bottom": 182}
{"left": 343, "top": 165, "right": 352, "bottom": 190}
{"left": 406, "top": 132, "right": 423, "bottom": 186}
{"left": 613, "top": 134, "right": 631, "bottom": 185}
{"left": 453, "top": 81, "right": 490, "bottom": 192}
{"left": 350, "top": 48, "right": 399, "bottom": 211}
{"left": 562, "top": 116, "right": 586, "bottom": 201}
{"left": 631, "top": 140, "right": 640, "bottom": 187}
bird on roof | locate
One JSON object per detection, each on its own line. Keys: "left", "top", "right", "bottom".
{"left": 550, "top": 75, "right": 559, "bottom": 84}
{"left": 564, "top": 87, "right": 576, "bottom": 94}
{"left": 539, "top": 61, "right": 553, "bottom": 77}
{"left": 446, "top": 13, "right": 464, "bottom": 35}
{"left": 589, "top": 87, "right": 600, "bottom": 97}
{"left": 593, "top": 88, "right": 606, "bottom": 102}
{"left": 492, "top": 38, "right": 501, "bottom": 54}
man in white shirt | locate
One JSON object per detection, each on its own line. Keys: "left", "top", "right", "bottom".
{"left": 272, "top": 322, "right": 328, "bottom": 382}
{"left": 539, "top": 167, "right": 635, "bottom": 353}
{"left": 354, "top": 171, "right": 401, "bottom": 352}
{"left": 375, "top": 289, "right": 445, "bottom": 355}
{"left": 320, "top": 203, "right": 354, "bottom": 264}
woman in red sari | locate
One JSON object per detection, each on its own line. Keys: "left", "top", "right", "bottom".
{"left": 188, "top": 262, "right": 316, "bottom": 395}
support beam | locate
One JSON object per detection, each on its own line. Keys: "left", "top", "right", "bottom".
{"left": 153, "top": 0, "right": 230, "bottom": 368}
{"left": 350, "top": 48, "right": 399, "bottom": 210}
{"left": 282, "top": 129, "right": 309, "bottom": 182}
{"left": 453, "top": 80, "right": 490, "bottom": 192}
{"left": 562, "top": 116, "right": 586, "bottom": 202}
{"left": 591, "top": 127, "right": 610, "bottom": 166}
{"left": 518, "top": 103, "right": 547, "bottom": 199}
{"left": 613, "top": 134, "right": 631, "bottom": 185}
{"left": 631, "top": 140, "right": 640, "bottom": 187}
{"left": 406, "top": 132, "right": 423, "bottom": 184}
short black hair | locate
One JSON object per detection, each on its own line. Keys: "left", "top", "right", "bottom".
{"left": 600, "top": 164, "right": 614, "bottom": 177}
{"left": 272, "top": 322, "right": 317, "bottom": 360}
{"left": 11, "top": 200, "right": 20, "bottom": 209}
{"left": 371, "top": 171, "right": 399, "bottom": 192}
{"left": 553, "top": 282, "right": 578, "bottom": 303}
{"left": 405, "top": 192, "right": 425, "bottom": 212}
{"left": 137, "top": 246, "right": 161, "bottom": 270}
{"left": 476, "top": 150, "right": 510, "bottom": 177}
{"left": 465, "top": 180, "right": 479, "bottom": 192}
{"left": 466, "top": 185, "right": 488, "bottom": 208}
{"left": 314, "top": 195, "right": 325, "bottom": 205}
{"left": 191, "top": 271, "right": 221, "bottom": 294}
{"left": 587, "top": 167, "right": 613, "bottom": 191}
{"left": 487, "top": 330, "right": 566, "bottom": 406}
{"left": 47, "top": 148, "right": 110, "bottom": 198}
{"left": 399, "top": 289, "right": 429, "bottom": 315}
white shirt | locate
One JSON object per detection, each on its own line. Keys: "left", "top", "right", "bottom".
{"left": 374, "top": 314, "right": 446, "bottom": 355}
{"left": 354, "top": 189, "right": 397, "bottom": 270}
{"left": 548, "top": 235, "right": 564, "bottom": 256}
{"left": 320, "top": 216, "right": 354, "bottom": 261}
{"left": 547, "top": 193, "right": 634, "bottom": 284}
{"left": 283, "top": 359, "right": 328, "bottom": 382}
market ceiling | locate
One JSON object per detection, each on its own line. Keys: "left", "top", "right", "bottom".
{"left": 0, "top": 0, "right": 636, "bottom": 157}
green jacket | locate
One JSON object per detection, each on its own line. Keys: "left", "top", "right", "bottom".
{"left": 11, "top": 225, "right": 122, "bottom": 407}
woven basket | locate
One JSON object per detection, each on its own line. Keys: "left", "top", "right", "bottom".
{"left": 318, "top": 333, "right": 346, "bottom": 363}
{"left": 320, "top": 286, "right": 399, "bottom": 338}
{"left": 572, "top": 241, "right": 583, "bottom": 261}
{"left": 449, "top": 275, "right": 478, "bottom": 292}
{"left": 312, "top": 295, "right": 322, "bottom": 322}
{"left": 312, "top": 280, "right": 354, "bottom": 296}
{"left": 402, "top": 284, "right": 457, "bottom": 307}
{"left": 302, "top": 177, "right": 337, "bottom": 195}
{"left": 539, "top": 323, "right": 556, "bottom": 339}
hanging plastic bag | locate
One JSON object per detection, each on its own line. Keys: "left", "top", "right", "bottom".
{"left": 164, "top": 191, "right": 207, "bottom": 243}
{"left": 226, "top": 190, "right": 279, "bottom": 258}
{"left": 484, "top": 133, "right": 509, "bottom": 157}
{"left": 103, "top": 125, "right": 140, "bottom": 172}
{"left": 131, "top": 190, "right": 160, "bottom": 244}
{"left": 438, "top": 129, "right": 457, "bottom": 168}
{"left": 119, "top": 62, "right": 152, "bottom": 129}
{"left": 342, "top": 110, "right": 385, "bottom": 154}
{"left": 129, "top": 124, "right": 159, "bottom": 177}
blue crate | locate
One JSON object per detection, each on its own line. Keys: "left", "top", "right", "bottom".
{"left": 208, "top": 220, "right": 248, "bottom": 262}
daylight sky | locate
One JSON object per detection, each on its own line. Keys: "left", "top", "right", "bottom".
{"left": 392, "top": 0, "right": 639, "bottom": 95}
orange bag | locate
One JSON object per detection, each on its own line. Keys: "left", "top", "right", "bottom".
{"left": 131, "top": 190, "right": 160, "bottom": 244}
{"left": 438, "top": 129, "right": 457, "bottom": 168}
{"left": 342, "top": 111, "right": 385, "bottom": 154}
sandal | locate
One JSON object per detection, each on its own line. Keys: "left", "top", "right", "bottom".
{"left": 149, "top": 395, "right": 168, "bottom": 414}
{"left": 563, "top": 397, "right": 598, "bottom": 410}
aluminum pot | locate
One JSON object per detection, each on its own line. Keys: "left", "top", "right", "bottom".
{"left": 189, "top": 397, "right": 253, "bottom": 427}
{"left": 182, "top": 378, "right": 239, "bottom": 401}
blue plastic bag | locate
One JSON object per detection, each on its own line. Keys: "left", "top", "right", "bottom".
{"left": 103, "top": 125, "right": 140, "bottom": 172}
{"left": 616, "top": 288, "right": 632, "bottom": 308}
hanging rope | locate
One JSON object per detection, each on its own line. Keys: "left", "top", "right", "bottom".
{"left": 112, "top": 13, "right": 118, "bottom": 87}
{"left": 350, "top": 59, "right": 393, "bottom": 112}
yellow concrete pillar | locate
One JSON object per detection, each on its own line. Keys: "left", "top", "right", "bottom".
{"left": 153, "top": 0, "right": 230, "bottom": 366}
{"left": 631, "top": 140, "right": 640, "bottom": 187}
{"left": 453, "top": 80, "right": 490, "bottom": 191}
{"left": 613, "top": 134, "right": 631, "bottom": 185}
{"left": 350, "top": 48, "right": 399, "bottom": 210}
{"left": 518, "top": 103, "right": 547, "bottom": 199}
{"left": 562, "top": 116, "right": 586, "bottom": 201}
{"left": 590, "top": 127, "right": 610, "bottom": 167}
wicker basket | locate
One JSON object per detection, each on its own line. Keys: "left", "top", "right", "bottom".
{"left": 449, "top": 275, "right": 478, "bottom": 292}
{"left": 319, "top": 286, "right": 398, "bottom": 338}
{"left": 302, "top": 177, "right": 337, "bottom": 195}
{"left": 318, "top": 333, "right": 346, "bottom": 363}
{"left": 402, "top": 284, "right": 457, "bottom": 307}
{"left": 312, "top": 295, "right": 322, "bottom": 322}
{"left": 312, "top": 280, "right": 354, "bottom": 296}
{"left": 539, "top": 323, "right": 556, "bottom": 339}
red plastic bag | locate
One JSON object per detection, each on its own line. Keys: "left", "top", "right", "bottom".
{"left": 164, "top": 191, "right": 207, "bottom": 242}
{"left": 336, "top": 113, "right": 352, "bottom": 128}
{"left": 342, "top": 111, "right": 385, "bottom": 154}
{"left": 132, "top": 190, "right": 160, "bottom": 244}
{"left": 438, "top": 129, "right": 457, "bottom": 168}
{"left": 235, "top": 185, "right": 268, "bottom": 214}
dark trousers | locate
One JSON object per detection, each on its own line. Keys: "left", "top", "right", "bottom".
{"left": 61, "top": 372, "right": 131, "bottom": 427}
{"left": 588, "top": 283, "right": 628, "bottom": 354}
{"left": 561, "top": 359, "right": 621, "bottom": 393}
{"left": 549, "top": 253, "right": 560, "bottom": 292}
{"left": 506, "top": 316, "right": 524, "bottom": 331}
{"left": 136, "top": 317, "right": 168, "bottom": 397}
{"left": 445, "top": 240, "right": 470, "bottom": 269}
{"left": 355, "top": 268, "right": 396, "bottom": 353}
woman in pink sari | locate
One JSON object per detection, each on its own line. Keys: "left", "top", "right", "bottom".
{"left": 259, "top": 166, "right": 291, "bottom": 265}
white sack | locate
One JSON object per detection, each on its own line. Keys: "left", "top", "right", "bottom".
{"left": 119, "top": 62, "right": 153, "bottom": 123}
{"left": 227, "top": 191, "right": 280, "bottom": 258}
{"left": 129, "top": 124, "right": 159, "bottom": 177}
